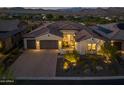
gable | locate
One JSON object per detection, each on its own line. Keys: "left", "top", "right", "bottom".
{"left": 36, "top": 33, "right": 62, "bottom": 40}
{"left": 79, "top": 37, "right": 104, "bottom": 44}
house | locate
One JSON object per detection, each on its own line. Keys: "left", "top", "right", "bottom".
{"left": 0, "top": 19, "right": 27, "bottom": 53}
{"left": 23, "top": 21, "right": 124, "bottom": 55}
{"left": 91, "top": 23, "right": 124, "bottom": 53}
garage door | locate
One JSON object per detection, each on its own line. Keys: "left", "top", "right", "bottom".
{"left": 27, "top": 40, "right": 36, "bottom": 49}
{"left": 40, "top": 40, "right": 58, "bottom": 49}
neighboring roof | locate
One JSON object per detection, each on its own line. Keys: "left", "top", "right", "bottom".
{"left": 90, "top": 23, "right": 124, "bottom": 40}
{"left": 0, "top": 29, "right": 20, "bottom": 39}
{"left": 0, "top": 19, "right": 26, "bottom": 39}
{"left": 117, "top": 23, "right": 124, "bottom": 30}
{"left": 0, "top": 19, "right": 20, "bottom": 31}
{"left": 47, "top": 21, "right": 84, "bottom": 31}
{"left": 111, "top": 30, "right": 124, "bottom": 40}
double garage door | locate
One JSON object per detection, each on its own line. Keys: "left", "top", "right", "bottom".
{"left": 27, "top": 40, "right": 58, "bottom": 49}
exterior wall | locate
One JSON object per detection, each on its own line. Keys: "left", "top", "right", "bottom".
{"left": 58, "top": 41, "right": 62, "bottom": 49}
{"left": 36, "top": 33, "right": 62, "bottom": 40}
{"left": 24, "top": 38, "right": 35, "bottom": 49}
{"left": 76, "top": 37, "right": 104, "bottom": 55}
{"left": 24, "top": 33, "right": 63, "bottom": 49}
{"left": 60, "top": 30, "right": 77, "bottom": 34}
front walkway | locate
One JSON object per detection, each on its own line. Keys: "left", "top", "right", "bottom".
{"left": 10, "top": 50, "right": 58, "bottom": 78}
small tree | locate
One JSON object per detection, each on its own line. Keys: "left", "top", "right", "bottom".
{"left": 100, "top": 43, "right": 118, "bottom": 62}
{"left": 64, "top": 51, "right": 79, "bottom": 64}
{"left": 54, "top": 15, "right": 65, "bottom": 21}
{"left": 46, "top": 14, "right": 54, "bottom": 21}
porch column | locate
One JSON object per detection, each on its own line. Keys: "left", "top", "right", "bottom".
{"left": 58, "top": 41, "right": 62, "bottom": 49}
{"left": 36, "top": 40, "right": 40, "bottom": 50}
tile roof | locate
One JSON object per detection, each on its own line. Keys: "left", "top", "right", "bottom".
{"left": 24, "top": 27, "right": 50, "bottom": 38}
{"left": 24, "top": 21, "right": 84, "bottom": 38}
{"left": 0, "top": 19, "right": 20, "bottom": 31}
{"left": 91, "top": 23, "right": 124, "bottom": 40}
{"left": 47, "top": 21, "right": 84, "bottom": 31}
{"left": 76, "top": 26, "right": 107, "bottom": 42}
{"left": 24, "top": 21, "right": 124, "bottom": 41}
{"left": 75, "top": 29, "right": 92, "bottom": 42}
{"left": 111, "top": 30, "right": 124, "bottom": 40}
{"left": 0, "top": 19, "right": 23, "bottom": 39}
{"left": 24, "top": 25, "right": 63, "bottom": 38}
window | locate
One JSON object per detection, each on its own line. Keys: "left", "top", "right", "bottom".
{"left": 87, "top": 43, "right": 96, "bottom": 51}
{"left": 92, "top": 44, "right": 96, "bottom": 50}
{"left": 88, "top": 44, "right": 92, "bottom": 51}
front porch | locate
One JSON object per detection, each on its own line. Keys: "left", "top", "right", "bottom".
{"left": 58, "top": 32, "right": 76, "bottom": 54}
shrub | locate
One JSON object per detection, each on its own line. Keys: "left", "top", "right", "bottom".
{"left": 11, "top": 48, "right": 19, "bottom": 55}
{"left": 100, "top": 43, "right": 118, "bottom": 63}
{"left": 64, "top": 53, "right": 79, "bottom": 63}
{"left": 0, "top": 64, "right": 4, "bottom": 79}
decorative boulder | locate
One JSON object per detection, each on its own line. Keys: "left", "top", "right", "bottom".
{"left": 96, "top": 66, "right": 103, "bottom": 71}
{"left": 83, "top": 68, "right": 91, "bottom": 74}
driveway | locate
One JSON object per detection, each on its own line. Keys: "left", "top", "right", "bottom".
{"left": 10, "top": 50, "right": 58, "bottom": 78}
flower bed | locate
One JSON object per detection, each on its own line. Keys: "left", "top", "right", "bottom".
{"left": 56, "top": 54, "right": 124, "bottom": 77}
{"left": 2, "top": 48, "right": 23, "bottom": 70}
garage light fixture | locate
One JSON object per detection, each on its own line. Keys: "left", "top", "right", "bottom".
{"left": 36, "top": 40, "right": 40, "bottom": 49}
{"left": 111, "top": 40, "right": 114, "bottom": 46}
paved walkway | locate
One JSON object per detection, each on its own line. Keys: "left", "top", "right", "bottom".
{"left": 10, "top": 50, "right": 58, "bottom": 78}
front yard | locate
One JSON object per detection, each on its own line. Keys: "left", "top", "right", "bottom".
{"left": 56, "top": 53, "right": 124, "bottom": 77}
{"left": 0, "top": 48, "right": 23, "bottom": 79}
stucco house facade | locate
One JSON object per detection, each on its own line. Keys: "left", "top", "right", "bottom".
{"left": 0, "top": 19, "right": 27, "bottom": 53}
{"left": 23, "top": 21, "right": 124, "bottom": 55}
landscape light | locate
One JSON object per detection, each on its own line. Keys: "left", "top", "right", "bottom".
{"left": 63, "top": 62, "right": 69, "bottom": 70}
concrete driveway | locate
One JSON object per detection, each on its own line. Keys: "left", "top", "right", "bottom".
{"left": 10, "top": 50, "right": 58, "bottom": 78}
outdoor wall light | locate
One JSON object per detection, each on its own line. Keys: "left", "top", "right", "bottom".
{"left": 0, "top": 41, "right": 2, "bottom": 48}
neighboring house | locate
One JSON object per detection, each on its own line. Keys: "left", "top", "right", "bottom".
{"left": 0, "top": 19, "right": 27, "bottom": 53}
{"left": 23, "top": 21, "right": 124, "bottom": 55}
{"left": 91, "top": 23, "right": 124, "bottom": 53}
